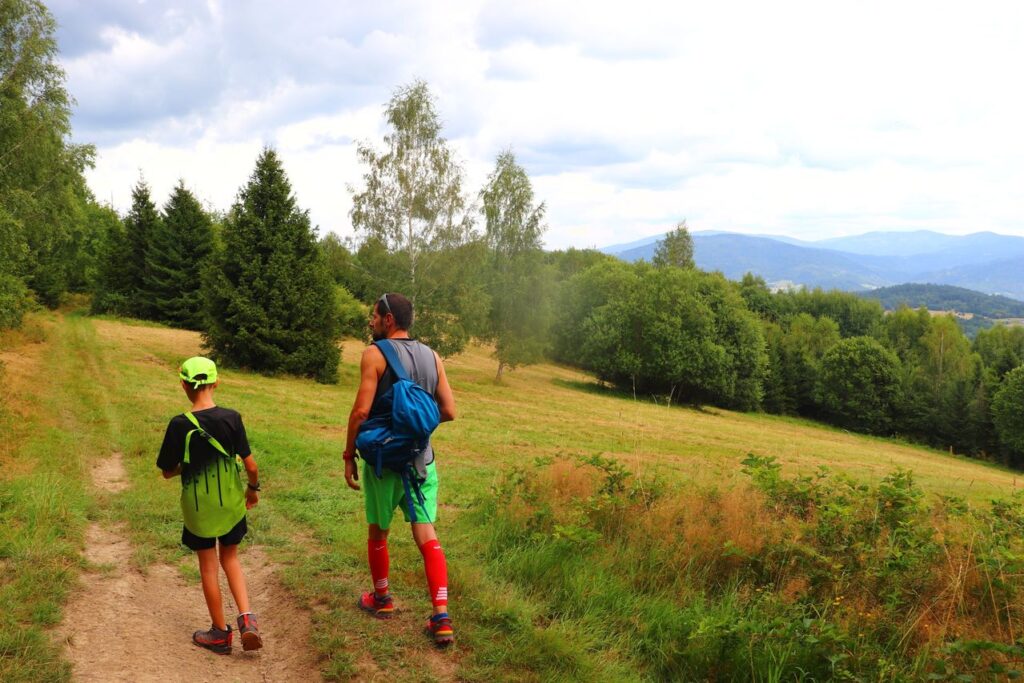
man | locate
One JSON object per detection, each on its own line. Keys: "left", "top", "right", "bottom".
{"left": 343, "top": 292, "right": 458, "bottom": 647}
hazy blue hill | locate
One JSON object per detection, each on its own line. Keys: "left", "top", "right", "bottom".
{"left": 857, "top": 283, "right": 1024, "bottom": 317}
{"left": 816, "top": 230, "right": 963, "bottom": 256}
{"left": 616, "top": 234, "right": 891, "bottom": 290}
{"left": 915, "top": 256, "right": 1024, "bottom": 301}
{"left": 605, "top": 229, "right": 1024, "bottom": 296}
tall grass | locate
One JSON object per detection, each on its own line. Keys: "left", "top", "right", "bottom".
{"left": 475, "top": 452, "right": 1024, "bottom": 680}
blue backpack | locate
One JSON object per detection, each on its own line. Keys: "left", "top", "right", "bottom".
{"left": 355, "top": 339, "right": 441, "bottom": 521}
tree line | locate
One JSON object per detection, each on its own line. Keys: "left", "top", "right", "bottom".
{"left": 4, "top": 0, "right": 1024, "bottom": 468}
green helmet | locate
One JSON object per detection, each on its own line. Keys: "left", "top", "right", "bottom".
{"left": 179, "top": 356, "right": 218, "bottom": 389}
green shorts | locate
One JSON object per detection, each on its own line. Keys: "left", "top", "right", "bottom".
{"left": 362, "top": 460, "right": 438, "bottom": 530}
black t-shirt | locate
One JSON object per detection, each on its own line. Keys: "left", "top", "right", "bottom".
{"left": 157, "top": 406, "right": 252, "bottom": 475}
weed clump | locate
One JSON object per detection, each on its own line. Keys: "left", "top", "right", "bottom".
{"left": 477, "top": 452, "right": 1024, "bottom": 680}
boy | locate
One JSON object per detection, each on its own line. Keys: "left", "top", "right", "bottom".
{"left": 157, "top": 356, "right": 263, "bottom": 654}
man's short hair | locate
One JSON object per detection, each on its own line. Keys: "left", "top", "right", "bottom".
{"left": 376, "top": 292, "right": 413, "bottom": 330}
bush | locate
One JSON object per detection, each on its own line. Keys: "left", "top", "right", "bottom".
{"left": 334, "top": 285, "right": 368, "bottom": 339}
{"left": 0, "top": 274, "right": 31, "bottom": 330}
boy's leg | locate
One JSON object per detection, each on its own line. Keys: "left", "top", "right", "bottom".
{"left": 219, "top": 543, "right": 250, "bottom": 614}
{"left": 197, "top": 547, "right": 227, "bottom": 630}
{"left": 220, "top": 544, "right": 262, "bottom": 651}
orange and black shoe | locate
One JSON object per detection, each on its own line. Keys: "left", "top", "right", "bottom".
{"left": 357, "top": 591, "right": 396, "bottom": 619}
{"left": 192, "top": 624, "right": 232, "bottom": 655}
{"left": 236, "top": 612, "right": 263, "bottom": 651}
{"left": 425, "top": 612, "right": 454, "bottom": 648}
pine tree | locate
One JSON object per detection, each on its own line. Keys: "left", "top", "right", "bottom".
{"left": 145, "top": 181, "right": 213, "bottom": 329}
{"left": 123, "top": 179, "right": 161, "bottom": 319}
{"left": 203, "top": 148, "right": 339, "bottom": 382}
{"left": 89, "top": 203, "right": 132, "bottom": 315}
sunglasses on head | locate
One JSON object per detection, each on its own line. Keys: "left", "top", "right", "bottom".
{"left": 377, "top": 293, "right": 392, "bottom": 317}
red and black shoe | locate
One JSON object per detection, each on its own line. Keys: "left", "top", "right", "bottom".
{"left": 237, "top": 612, "right": 263, "bottom": 651}
{"left": 193, "top": 624, "right": 232, "bottom": 655}
{"left": 425, "top": 612, "right": 454, "bottom": 648}
{"left": 357, "top": 591, "right": 396, "bottom": 619}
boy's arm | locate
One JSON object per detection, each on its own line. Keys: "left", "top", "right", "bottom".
{"left": 242, "top": 454, "right": 259, "bottom": 509}
{"left": 162, "top": 464, "right": 182, "bottom": 478}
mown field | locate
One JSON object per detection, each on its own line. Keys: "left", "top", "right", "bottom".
{"left": 3, "top": 311, "right": 1024, "bottom": 681}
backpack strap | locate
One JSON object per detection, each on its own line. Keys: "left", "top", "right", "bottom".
{"left": 182, "top": 412, "right": 232, "bottom": 466}
{"left": 374, "top": 339, "right": 411, "bottom": 383}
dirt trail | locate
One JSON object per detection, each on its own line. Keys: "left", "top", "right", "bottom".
{"left": 59, "top": 451, "right": 322, "bottom": 682}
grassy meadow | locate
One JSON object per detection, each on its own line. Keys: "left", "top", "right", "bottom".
{"left": 3, "top": 310, "right": 1024, "bottom": 681}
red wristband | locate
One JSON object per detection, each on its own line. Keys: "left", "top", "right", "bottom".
{"left": 343, "top": 451, "right": 355, "bottom": 462}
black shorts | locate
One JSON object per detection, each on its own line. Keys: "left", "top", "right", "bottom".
{"left": 181, "top": 516, "right": 247, "bottom": 551}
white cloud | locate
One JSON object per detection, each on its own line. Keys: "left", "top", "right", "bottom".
{"left": 58, "top": 0, "right": 1024, "bottom": 250}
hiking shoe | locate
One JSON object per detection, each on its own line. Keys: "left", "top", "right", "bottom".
{"left": 425, "top": 613, "right": 454, "bottom": 647}
{"left": 192, "top": 624, "right": 232, "bottom": 655}
{"left": 236, "top": 612, "right": 263, "bottom": 651}
{"left": 357, "top": 591, "right": 395, "bottom": 619}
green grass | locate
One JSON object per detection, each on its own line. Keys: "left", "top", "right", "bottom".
{"left": 5, "top": 313, "right": 1024, "bottom": 680}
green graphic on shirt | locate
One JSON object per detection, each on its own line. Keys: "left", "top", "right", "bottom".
{"left": 180, "top": 412, "right": 246, "bottom": 537}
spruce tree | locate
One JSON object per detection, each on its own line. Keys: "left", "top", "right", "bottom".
{"left": 145, "top": 181, "right": 213, "bottom": 329}
{"left": 123, "top": 179, "right": 161, "bottom": 319}
{"left": 89, "top": 203, "right": 132, "bottom": 315}
{"left": 203, "top": 148, "right": 339, "bottom": 382}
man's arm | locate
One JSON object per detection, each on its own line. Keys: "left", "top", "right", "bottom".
{"left": 344, "top": 346, "right": 384, "bottom": 490}
{"left": 434, "top": 351, "right": 456, "bottom": 422}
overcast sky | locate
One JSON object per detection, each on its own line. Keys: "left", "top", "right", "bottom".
{"left": 52, "top": 0, "right": 1024, "bottom": 249}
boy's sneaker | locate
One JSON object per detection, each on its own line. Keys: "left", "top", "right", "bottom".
{"left": 425, "top": 613, "right": 454, "bottom": 647}
{"left": 237, "top": 612, "right": 263, "bottom": 651}
{"left": 357, "top": 591, "right": 396, "bottom": 618}
{"left": 193, "top": 624, "right": 232, "bottom": 655}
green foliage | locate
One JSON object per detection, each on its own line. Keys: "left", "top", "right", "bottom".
{"left": 480, "top": 150, "right": 552, "bottom": 379}
{"left": 559, "top": 260, "right": 766, "bottom": 409}
{"left": 651, "top": 220, "right": 694, "bottom": 269}
{"left": 122, "top": 179, "right": 161, "bottom": 319}
{"left": 89, "top": 205, "right": 133, "bottom": 316}
{"left": 974, "top": 325, "right": 1024, "bottom": 379}
{"left": 0, "top": 272, "right": 30, "bottom": 329}
{"left": 0, "top": 0, "right": 96, "bottom": 311}
{"left": 203, "top": 148, "right": 340, "bottom": 382}
{"left": 993, "top": 367, "right": 1024, "bottom": 455}
{"left": 349, "top": 80, "right": 482, "bottom": 356}
{"left": 144, "top": 182, "right": 214, "bottom": 329}
{"left": 334, "top": 284, "right": 367, "bottom": 339}
{"left": 820, "top": 336, "right": 902, "bottom": 434}
{"left": 776, "top": 287, "right": 884, "bottom": 337}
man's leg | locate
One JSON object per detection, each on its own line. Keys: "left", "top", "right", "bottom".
{"left": 413, "top": 522, "right": 453, "bottom": 646}
{"left": 368, "top": 523, "right": 391, "bottom": 598}
{"left": 412, "top": 523, "right": 449, "bottom": 617}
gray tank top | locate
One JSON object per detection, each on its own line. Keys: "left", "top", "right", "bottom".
{"left": 370, "top": 338, "right": 439, "bottom": 471}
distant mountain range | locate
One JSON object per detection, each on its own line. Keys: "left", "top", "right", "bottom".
{"left": 602, "top": 230, "right": 1024, "bottom": 300}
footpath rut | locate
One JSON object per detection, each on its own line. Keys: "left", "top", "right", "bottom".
{"left": 58, "top": 450, "right": 321, "bottom": 682}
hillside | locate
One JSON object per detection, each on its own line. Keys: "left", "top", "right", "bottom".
{"left": 858, "top": 283, "right": 1024, "bottom": 317}
{"left": 5, "top": 312, "right": 1024, "bottom": 680}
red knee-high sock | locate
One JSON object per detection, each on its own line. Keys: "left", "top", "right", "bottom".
{"left": 368, "top": 539, "right": 390, "bottom": 596}
{"left": 418, "top": 539, "right": 449, "bottom": 608}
